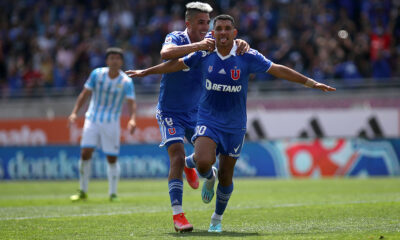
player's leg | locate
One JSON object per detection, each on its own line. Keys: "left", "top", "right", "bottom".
{"left": 71, "top": 120, "right": 97, "bottom": 201}
{"left": 192, "top": 131, "right": 218, "bottom": 204}
{"left": 183, "top": 128, "right": 199, "bottom": 189}
{"left": 208, "top": 154, "right": 236, "bottom": 232}
{"left": 167, "top": 142, "right": 193, "bottom": 232}
{"left": 70, "top": 147, "right": 94, "bottom": 201}
{"left": 208, "top": 130, "right": 244, "bottom": 232}
{"left": 101, "top": 121, "right": 121, "bottom": 201}
{"left": 106, "top": 155, "right": 119, "bottom": 201}
{"left": 157, "top": 111, "right": 193, "bottom": 232}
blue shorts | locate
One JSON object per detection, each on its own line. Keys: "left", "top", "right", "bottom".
{"left": 191, "top": 125, "right": 246, "bottom": 159}
{"left": 156, "top": 109, "right": 197, "bottom": 148}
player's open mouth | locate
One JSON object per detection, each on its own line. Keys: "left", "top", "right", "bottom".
{"left": 220, "top": 37, "right": 228, "bottom": 43}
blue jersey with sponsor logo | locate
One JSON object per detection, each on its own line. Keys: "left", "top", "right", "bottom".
{"left": 158, "top": 30, "right": 212, "bottom": 114}
{"left": 183, "top": 45, "right": 272, "bottom": 133}
{"left": 84, "top": 67, "right": 135, "bottom": 123}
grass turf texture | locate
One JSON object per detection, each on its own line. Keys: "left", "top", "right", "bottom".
{"left": 0, "top": 178, "right": 399, "bottom": 239}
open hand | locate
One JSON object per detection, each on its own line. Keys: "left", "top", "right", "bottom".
{"left": 313, "top": 83, "right": 336, "bottom": 92}
{"left": 125, "top": 70, "right": 147, "bottom": 78}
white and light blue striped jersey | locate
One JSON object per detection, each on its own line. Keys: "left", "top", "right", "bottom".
{"left": 84, "top": 67, "right": 135, "bottom": 123}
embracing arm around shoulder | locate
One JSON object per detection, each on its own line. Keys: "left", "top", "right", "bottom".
{"left": 160, "top": 38, "right": 215, "bottom": 60}
{"left": 125, "top": 58, "right": 188, "bottom": 78}
{"left": 267, "top": 63, "right": 336, "bottom": 92}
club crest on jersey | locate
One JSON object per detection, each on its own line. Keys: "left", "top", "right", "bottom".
{"left": 231, "top": 69, "right": 241, "bottom": 80}
{"left": 168, "top": 128, "right": 176, "bottom": 135}
{"left": 165, "top": 36, "right": 172, "bottom": 44}
{"left": 208, "top": 66, "right": 213, "bottom": 73}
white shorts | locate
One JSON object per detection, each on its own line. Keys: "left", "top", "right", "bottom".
{"left": 80, "top": 119, "right": 121, "bottom": 156}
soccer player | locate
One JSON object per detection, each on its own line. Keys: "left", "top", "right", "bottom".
{"left": 69, "top": 47, "right": 137, "bottom": 202}
{"left": 127, "top": 14, "right": 336, "bottom": 232}
{"left": 148, "top": 2, "right": 249, "bottom": 232}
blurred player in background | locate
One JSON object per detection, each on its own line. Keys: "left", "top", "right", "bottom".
{"left": 152, "top": 1, "right": 249, "bottom": 232}
{"left": 126, "top": 14, "right": 335, "bottom": 232}
{"left": 69, "top": 47, "right": 137, "bottom": 202}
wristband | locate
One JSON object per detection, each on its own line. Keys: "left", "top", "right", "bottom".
{"left": 304, "top": 78, "right": 316, "bottom": 88}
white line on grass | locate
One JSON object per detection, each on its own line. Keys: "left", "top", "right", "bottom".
{"left": 0, "top": 199, "right": 399, "bottom": 221}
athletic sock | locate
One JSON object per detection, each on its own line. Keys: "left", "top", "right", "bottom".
{"left": 215, "top": 183, "right": 234, "bottom": 215}
{"left": 185, "top": 153, "right": 196, "bottom": 168}
{"left": 107, "top": 162, "right": 120, "bottom": 195}
{"left": 79, "top": 159, "right": 91, "bottom": 193}
{"left": 168, "top": 179, "right": 183, "bottom": 215}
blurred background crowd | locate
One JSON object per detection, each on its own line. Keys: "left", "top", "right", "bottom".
{"left": 0, "top": 0, "right": 399, "bottom": 97}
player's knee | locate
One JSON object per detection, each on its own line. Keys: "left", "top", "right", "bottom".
{"left": 81, "top": 149, "right": 93, "bottom": 160}
{"left": 107, "top": 156, "right": 117, "bottom": 164}
{"left": 195, "top": 155, "right": 212, "bottom": 174}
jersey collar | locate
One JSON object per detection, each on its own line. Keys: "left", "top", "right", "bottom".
{"left": 215, "top": 41, "right": 237, "bottom": 60}
{"left": 183, "top": 28, "right": 191, "bottom": 44}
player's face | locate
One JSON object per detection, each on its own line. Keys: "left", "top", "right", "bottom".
{"left": 106, "top": 53, "right": 123, "bottom": 70}
{"left": 187, "top": 12, "right": 210, "bottom": 42}
{"left": 212, "top": 20, "right": 237, "bottom": 48}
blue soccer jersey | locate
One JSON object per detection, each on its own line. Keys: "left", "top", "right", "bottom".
{"left": 158, "top": 29, "right": 207, "bottom": 114}
{"left": 84, "top": 67, "right": 135, "bottom": 123}
{"left": 183, "top": 43, "right": 272, "bottom": 133}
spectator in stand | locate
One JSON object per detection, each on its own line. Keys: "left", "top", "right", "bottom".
{"left": 0, "top": 0, "right": 399, "bottom": 96}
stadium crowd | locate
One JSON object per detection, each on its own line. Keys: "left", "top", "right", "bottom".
{"left": 0, "top": 0, "right": 399, "bottom": 96}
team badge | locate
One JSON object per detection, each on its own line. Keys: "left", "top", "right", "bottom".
{"left": 208, "top": 66, "right": 213, "bottom": 73}
{"left": 168, "top": 128, "right": 176, "bottom": 135}
{"left": 231, "top": 68, "right": 241, "bottom": 80}
{"left": 165, "top": 36, "right": 172, "bottom": 44}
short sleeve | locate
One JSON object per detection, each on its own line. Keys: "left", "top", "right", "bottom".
{"left": 183, "top": 51, "right": 207, "bottom": 69}
{"left": 84, "top": 69, "right": 98, "bottom": 90}
{"left": 124, "top": 79, "right": 135, "bottom": 100}
{"left": 247, "top": 49, "right": 273, "bottom": 73}
{"left": 162, "top": 32, "right": 181, "bottom": 47}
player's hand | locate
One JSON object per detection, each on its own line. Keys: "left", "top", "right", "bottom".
{"left": 197, "top": 38, "right": 215, "bottom": 52}
{"left": 68, "top": 113, "right": 77, "bottom": 127}
{"left": 235, "top": 39, "right": 250, "bottom": 55}
{"left": 313, "top": 83, "right": 336, "bottom": 92}
{"left": 127, "top": 119, "right": 136, "bottom": 135}
{"left": 125, "top": 70, "right": 147, "bottom": 78}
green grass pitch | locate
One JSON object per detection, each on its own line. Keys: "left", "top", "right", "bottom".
{"left": 0, "top": 178, "right": 399, "bottom": 239}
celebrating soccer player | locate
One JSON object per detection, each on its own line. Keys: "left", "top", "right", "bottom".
{"left": 69, "top": 47, "right": 137, "bottom": 202}
{"left": 127, "top": 14, "right": 335, "bottom": 232}
{"left": 143, "top": 2, "right": 249, "bottom": 232}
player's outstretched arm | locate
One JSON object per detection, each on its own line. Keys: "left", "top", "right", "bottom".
{"left": 267, "top": 63, "right": 336, "bottom": 92}
{"left": 160, "top": 38, "right": 215, "bottom": 60}
{"left": 125, "top": 58, "right": 188, "bottom": 78}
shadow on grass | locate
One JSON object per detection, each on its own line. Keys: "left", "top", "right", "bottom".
{"left": 166, "top": 229, "right": 260, "bottom": 237}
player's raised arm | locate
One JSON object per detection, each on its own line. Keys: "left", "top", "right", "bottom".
{"left": 161, "top": 38, "right": 215, "bottom": 60}
{"left": 125, "top": 58, "right": 188, "bottom": 78}
{"left": 267, "top": 63, "right": 336, "bottom": 92}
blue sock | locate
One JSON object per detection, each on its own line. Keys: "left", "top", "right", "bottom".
{"left": 215, "top": 183, "right": 234, "bottom": 215}
{"left": 185, "top": 154, "right": 196, "bottom": 168}
{"left": 168, "top": 179, "right": 183, "bottom": 206}
{"left": 199, "top": 167, "right": 214, "bottom": 180}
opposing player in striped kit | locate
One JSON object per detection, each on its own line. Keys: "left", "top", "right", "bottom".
{"left": 69, "top": 47, "right": 137, "bottom": 202}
